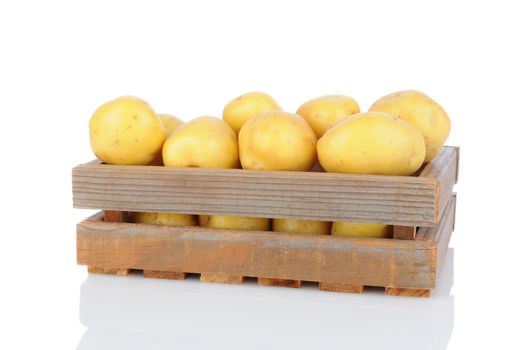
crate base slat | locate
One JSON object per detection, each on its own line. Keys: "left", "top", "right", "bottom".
{"left": 258, "top": 277, "right": 302, "bottom": 288}
{"left": 143, "top": 270, "right": 187, "bottom": 280}
{"left": 200, "top": 273, "right": 244, "bottom": 284}
{"left": 319, "top": 282, "right": 364, "bottom": 293}
{"left": 79, "top": 195, "right": 456, "bottom": 297}
{"left": 385, "top": 287, "right": 431, "bottom": 297}
{"left": 84, "top": 268, "right": 432, "bottom": 297}
{"left": 87, "top": 266, "right": 130, "bottom": 276}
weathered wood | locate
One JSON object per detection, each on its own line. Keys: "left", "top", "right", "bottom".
{"left": 393, "top": 226, "right": 417, "bottom": 240}
{"left": 77, "top": 218, "right": 438, "bottom": 290}
{"left": 431, "top": 195, "right": 456, "bottom": 275}
{"left": 258, "top": 278, "right": 302, "bottom": 288}
{"left": 104, "top": 210, "right": 127, "bottom": 222}
{"left": 200, "top": 273, "right": 244, "bottom": 284}
{"left": 72, "top": 146, "right": 458, "bottom": 226}
{"left": 452, "top": 192, "right": 457, "bottom": 231}
{"left": 87, "top": 266, "right": 130, "bottom": 276}
{"left": 143, "top": 270, "right": 186, "bottom": 280}
{"left": 420, "top": 146, "right": 459, "bottom": 223}
{"left": 319, "top": 282, "right": 364, "bottom": 293}
{"left": 415, "top": 194, "right": 456, "bottom": 293}
{"left": 385, "top": 287, "right": 430, "bottom": 297}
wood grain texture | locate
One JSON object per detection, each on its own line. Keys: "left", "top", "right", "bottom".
{"left": 72, "top": 146, "right": 458, "bottom": 226}
{"left": 319, "top": 282, "right": 364, "bottom": 293}
{"left": 385, "top": 287, "right": 430, "bottom": 297}
{"left": 393, "top": 226, "right": 417, "bottom": 240}
{"left": 200, "top": 273, "right": 244, "bottom": 284}
{"left": 420, "top": 146, "right": 459, "bottom": 223}
{"left": 87, "top": 266, "right": 130, "bottom": 276}
{"left": 143, "top": 270, "right": 187, "bottom": 280}
{"left": 77, "top": 219, "right": 439, "bottom": 290}
{"left": 104, "top": 210, "right": 127, "bottom": 222}
{"left": 416, "top": 194, "right": 456, "bottom": 289}
{"left": 258, "top": 278, "right": 302, "bottom": 288}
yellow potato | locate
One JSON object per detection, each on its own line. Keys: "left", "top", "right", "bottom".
{"left": 331, "top": 222, "right": 393, "bottom": 238}
{"left": 296, "top": 95, "right": 360, "bottom": 138}
{"left": 150, "top": 114, "right": 185, "bottom": 165}
{"left": 163, "top": 116, "right": 239, "bottom": 168}
{"left": 317, "top": 112, "right": 425, "bottom": 175}
{"left": 130, "top": 212, "right": 196, "bottom": 226}
{"left": 223, "top": 92, "right": 281, "bottom": 135}
{"left": 205, "top": 215, "right": 270, "bottom": 231}
{"left": 239, "top": 111, "right": 317, "bottom": 171}
{"left": 89, "top": 96, "right": 166, "bottom": 165}
{"left": 369, "top": 90, "right": 450, "bottom": 162}
{"left": 159, "top": 114, "right": 184, "bottom": 136}
{"left": 273, "top": 218, "right": 331, "bottom": 235}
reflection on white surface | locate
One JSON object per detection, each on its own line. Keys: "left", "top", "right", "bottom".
{"left": 78, "top": 249, "right": 454, "bottom": 350}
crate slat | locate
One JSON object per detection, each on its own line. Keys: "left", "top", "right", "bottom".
{"left": 76, "top": 195, "right": 456, "bottom": 294}
{"left": 72, "top": 146, "right": 458, "bottom": 226}
{"left": 77, "top": 218, "right": 445, "bottom": 291}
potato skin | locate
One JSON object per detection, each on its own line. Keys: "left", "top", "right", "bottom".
{"left": 158, "top": 114, "right": 183, "bottom": 136}
{"left": 89, "top": 96, "right": 166, "bottom": 165}
{"left": 369, "top": 90, "right": 450, "bottom": 162}
{"left": 296, "top": 95, "right": 360, "bottom": 138}
{"left": 130, "top": 212, "right": 196, "bottom": 226}
{"left": 150, "top": 114, "right": 185, "bottom": 166}
{"left": 273, "top": 218, "right": 331, "bottom": 235}
{"left": 239, "top": 111, "right": 317, "bottom": 171}
{"left": 331, "top": 222, "right": 393, "bottom": 238}
{"left": 317, "top": 112, "right": 425, "bottom": 175}
{"left": 205, "top": 216, "right": 270, "bottom": 231}
{"left": 162, "top": 116, "right": 239, "bottom": 168}
{"left": 223, "top": 92, "right": 281, "bottom": 135}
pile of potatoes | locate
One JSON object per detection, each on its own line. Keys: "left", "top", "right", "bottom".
{"left": 89, "top": 90, "right": 450, "bottom": 238}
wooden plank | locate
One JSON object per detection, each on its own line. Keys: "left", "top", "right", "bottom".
{"left": 89, "top": 211, "right": 129, "bottom": 274}
{"left": 415, "top": 194, "right": 456, "bottom": 290}
{"left": 385, "top": 287, "right": 430, "bottom": 297}
{"left": 104, "top": 210, "right": 127, "bottom": 222}
{"left": 143, "top": 270, "right": 186, "bottom": 280}
{"left": 393, "top": 226, "right": 416, "bottom": 240}
{"left": 433, "top": 195, "right": 456, "bottom": 275}
{"left": 258, "top": 278, "right": 302, "bottom": 288}
{"left": 73, "top": 147, "right": 459, "bottom": 226}
{"left": 87, "top": 266, "right": 130, "bottom": 276}
{"left": 200, "top": 273, "right": 244, "bottom": 284}
{"left": 77, "top": 218, "right": 436, "bottom": 289}
{"left": 319, "top": 282, "right": 364, "bottom": 293}
{"left": 419, "top": 146, "right": 459, "bottom": 223}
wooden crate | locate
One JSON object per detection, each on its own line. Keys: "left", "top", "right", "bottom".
{"left": 73, "top": 146, "right": 459, "bottom": 297}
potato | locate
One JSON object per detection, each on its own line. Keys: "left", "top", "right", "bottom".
{"left": 239, "top": 111, "right": 317, "bottom": 171}
{"left": 130, "top": 212, "right": 196, "bottom": 226}
{"left": 331, "top": 222, "right": 393, "bottom": 238}
{"left": 317, "top": 112, "right": 425, "bottom": 175}
{"left": 89, "top": 96, "right": 166, "bottom": 165}
{"left": 223, "top": 92, "right": 281, "bottom": 135}
{"left": 158, "top": 114, "right": 184, "bottom": 136}
{"left": 296, "top": 95, "right": 360, "bottom": 138}
{"left": 204, "top": 215, "right": 270, "bottom": 231}
{"left": 369, "top": 90, "right": 450, "bottom": 162}
{"left": 273, "top": 218, "right": 331, "bottom": 235}
{"left": 162, "top": 116, "right": 239, "bottom": 168}
{"left": 150, "top": 114, "right": 185, "bottom": 166}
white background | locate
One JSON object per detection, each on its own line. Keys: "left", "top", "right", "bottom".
{"left": 1, "top": 1, "right": 526, "bottom": 349}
